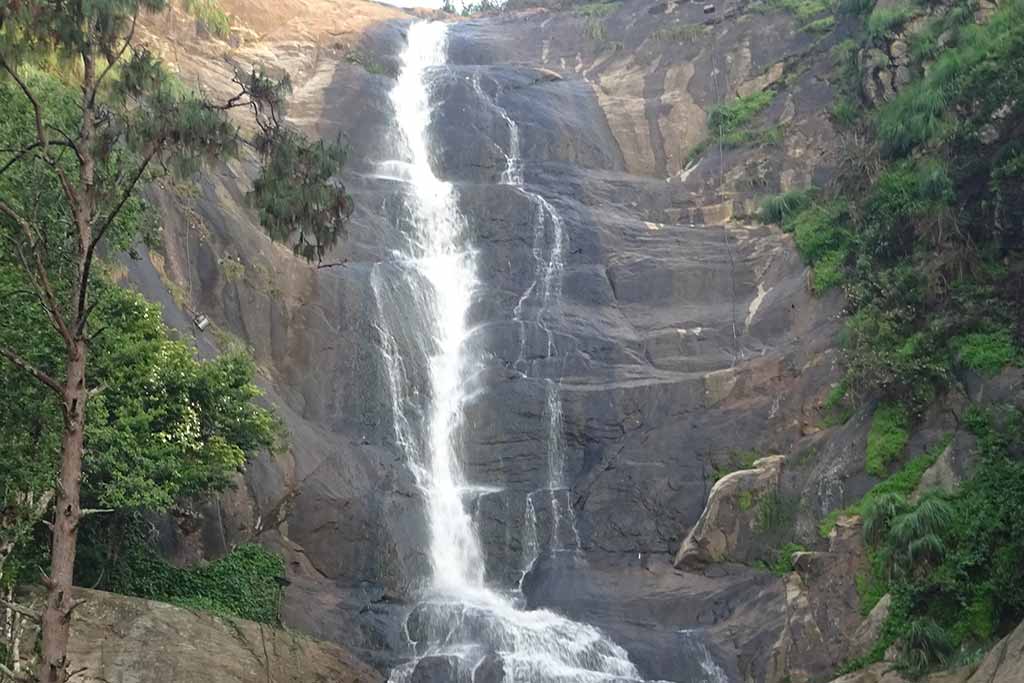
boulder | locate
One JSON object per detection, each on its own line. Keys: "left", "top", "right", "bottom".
{"left": 40, "top": 588, "right": 381, "bottom": 683}
{"left": 967, "top": 618, "right": 1024, "bottom": 683}
{"left": 767, "top": 516, "right": 870, "bottom": 683}
{"left": 674, "top": 455, "right": 786, "bottom": 568}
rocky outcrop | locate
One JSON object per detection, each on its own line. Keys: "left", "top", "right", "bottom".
{"left": 967, "top": 618, "right": 1024, "bottom": 683}
{"left": 21, "top": 589, "right": 381, "bottom": 683}
{"left": 768, "top": 515, "right": 871, "bottom": 683}
{"left": 674, "top": 455, "right": 786, "bottom": 568}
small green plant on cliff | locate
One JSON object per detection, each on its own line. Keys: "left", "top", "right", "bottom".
{"left": 575, "top": 1, "right": 620, "bottom": 17}
{"left": 951, "top": 329, "right": 1021, "bottom": 376}
{"left": 708, "top": 90, "right": 775, "bottom": 134}
{"left": 758, "top": 188, "right": 817, "bottom": 224}
{"left": 866, "top": 403, "right": 910, "bottom": 476}
{"left": 652, "top": 23, "right": 706, "bottom": 43}
{"left": 183, "top": 0, "right": 232, "bottom": 38}
{"left": 711, "top": 449, "right": 762, "bottom": 482}
{"left": 866, "top": 4, "right": 916, "bottom": 42}
{"left": 760, "top": 0, "right": 832, "bottom": 24}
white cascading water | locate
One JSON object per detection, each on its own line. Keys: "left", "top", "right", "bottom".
{"left": 377, "top": 21, "right": 648, "bottom": 683}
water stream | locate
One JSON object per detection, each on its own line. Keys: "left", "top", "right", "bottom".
{"left": 375, "top": 21, "right": 649, "bottom": 683}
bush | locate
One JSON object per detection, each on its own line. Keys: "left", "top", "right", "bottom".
{"left": 813, "top": 249, "right": 847, "bottom": 293}
{"left": 108, "top": 539, "right": 285, "bottom": 624}
{"left": 952, "top": 329, "right": 1019, "bottom": 376}
{"left": 866, "top": 4, "right": 916, "bottom": 41}
{"left": 866, "top": 403, "right": 910, "bottom": 476}
{"left": 787, "top": 201, "right": 852, "bottom": 263}
{"left": 758, "top": 188, "right": 816, "bottom": 224}
{"left": 708, "top": 90, "right": 775, "bottom": 134}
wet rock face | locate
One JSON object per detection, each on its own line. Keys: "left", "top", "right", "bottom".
{"left": 140, "top": 0, "right": 851, "bottom": 680}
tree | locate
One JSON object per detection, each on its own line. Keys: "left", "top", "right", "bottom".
{"left": 0, "top": 2, "right": 350, "bottom": 679}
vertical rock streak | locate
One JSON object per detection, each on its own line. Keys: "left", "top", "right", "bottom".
{"left": 377, "top": 21, "right": 646, "bottom": 683}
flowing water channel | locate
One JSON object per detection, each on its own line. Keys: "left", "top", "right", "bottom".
{"left": 372, "top": 20, "right": 721, "bottom": 683}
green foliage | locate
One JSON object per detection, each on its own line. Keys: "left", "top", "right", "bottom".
{"left": 819, "top": 435, "right": 949, "bottom": 538}
{"left": 951, "top": 329, "right": 1020, "bottom": 376}
{"left": 652, "top": 23, "right": 706, "bottom": 43}
{"left": 804, "top": 16, "right": 837, "bottom": 33}
{"left": 106, "top": 532, "right": 284, "bottom": 623}
{"left": 584, "top": 18, "right": 608, "bottom": 42}
{"left": 183, "top": 0, "right": 231, "bottom": 38}
{"left": 758, "top": 188, "right": 816, "bottom": 224}
{"left": 856, "top": 407, "right": 1024, "bottom": 675}
{"left": 575, "top": 1, "right": 620, "bottom": 17}
{"left": 711, "top": 449, "right": 761, "bottom": 482}
{"left": 823, "top": 380, "right": 854, "bottom": 426}
{"left": 866, "top": 402, "right": 910, "bottom": 476}
{"left": 877, "top": 0, "right": 1024, "bottom": 157}
{"left": 250, "top": 128, "right": 352, "bottom": 264}
{"left": 708, "top": 90, "right": 775, "bottom": 134}
{"left": 756, "top": 491, "right": 800, "bottom": 533}
{"left": 866, "top": 4, "right": 916, "bottom": 41}
{"left": 0, "top": 266, "right": 279, "bottom": 552}
{"left": 766, "top": 542, "right": 806, "bottom": 575}
{"left": 738, "top": 491, "right": 755, "bottom": 511}
{"left": 761, "top": 0, "right": 832, "bottom": 24}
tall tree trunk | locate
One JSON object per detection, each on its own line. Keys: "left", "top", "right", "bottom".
{"left": 37, "top": 340, "right": 86, "bottom": 683}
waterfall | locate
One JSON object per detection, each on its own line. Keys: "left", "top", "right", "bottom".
{"left": 377, "top": 21, "right": 650, "bottom": 683}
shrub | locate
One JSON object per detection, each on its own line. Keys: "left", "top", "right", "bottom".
{"left": 866, "top": 403, "right": 910, "bottom": 476}
{"left": 813, "top": 249, "right": 847, "bottom": 293}
{"left": 866, "top": 4, "right": 916, "bottom": 41}
{"left": 758, "top": 188, "right": 816, "bottom": 224}
{"left": 787, "top": 201, "right": 851, "bottom": 263}
{"left": 575, "top": 1, "right": 620, "bottom": 17}
{"left": 767, "top": 542, "right": 806, "bottom": 575}
{"left": 108, "top": 538, "right": 285, "bottom": 623}
{"left": 708, "top": 90, "right": 775, "bottom": 134}
{"left": 951, "top": 329, "right": 1019, "bottom": 376}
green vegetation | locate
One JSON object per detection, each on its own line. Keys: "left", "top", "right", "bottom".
{"left": 757, "top": 540, "right": 802, "bottom": 573}
{"left": 762, "top": 0, "right": 1024, "bottom": 414}
{"left": 865, "top": 4, "right": 916, "bottom": 41}
{"left": 708, "top": 90, "right": 775, "bottom": 133}
{"left": 0, "top": 1, "right": 350, "bottom": 676}
{"left": 585, "top": 18, "right": 609, "bottom": 42}
{"left": 103, "top": 533, "right": 285, "bottom": 623}
{"left": 818, "top": 436, "right": 949, "bottom": 538}
{"left": 755, "top": 491, "right": 800, "bottom": 533}
{"left": 689, "top": 91, "right": 782, "bottom": 162}
{"left": 184, "top": 0, "right": 231, "bottom": 37}
{"left": 804, "top": 16, "right": 837, "bottom": 33}
{"left": 951, "top": 329, "right": 1021, "bottom": 376}
{"left": 711, "top": 449, "right": 762, "bottom": 482}
{"left": 652, "top": 23, "right": 706, "bottom": 43}
{"left": 758, "top": 188, "right": 816, "bottom": 224}
{"left": 759, "top": 0, "right": 833, "bottom": 26}
{"left": 575, "top": 0, "right": 620, "bottom": 17}
{"left": 738, "top": 491, "right": 755, "bottom": 511}
{"left": 866, "top": 403, "right": 910, "bottom": 476}
{"left": 848, "top": 407, "right": 1024, "bottom": 677}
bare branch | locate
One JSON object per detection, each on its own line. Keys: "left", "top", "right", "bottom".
{"left": 0, "top": 345, "right": 63, "bottom": 396}
{"left": 79, "top": 509, "right": 113, "bottom": 516}
{"left": 0, "top": 661, "right": 31, "bottom": 681}
{"left": 0, "top": 600, "right": 40, "bottom": 623}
